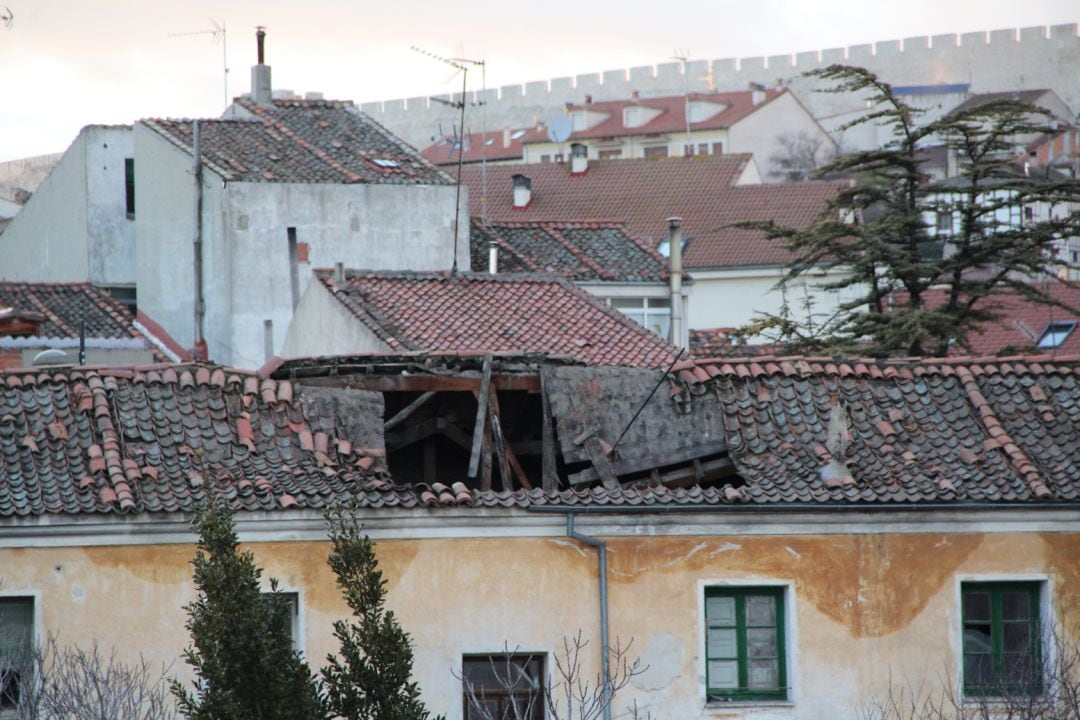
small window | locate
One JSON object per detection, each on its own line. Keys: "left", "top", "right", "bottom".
{"left": 462, "top": 654, "right": 544, "bottom": 720}
{"left": 936, "top": 211, "right": 953, "bottom": 234}
{"left": 124, "top": 158, "right": 135, "bottom": 219}
{"left": 510, "top": 130, "right": 526, "bottom": 140}
{"left": 643, "top": 146, "right": 668, "bottom": 159}
{"left": 598, "top": 148, "right": 622, "bottom": 160}
{"left": 961, "top": 582, "right": 1041, "bottom": 696}
{"left": 1036, "top": 321, "right": 1077, "bottom": 349}
{"left": 705, "top": 587, "right": 787, "bottom": 701}
{"left": 370, "top": 158, "right": 400, "bottom": 169}
{"left": 712, "top": 142, "right": 724, "bottom": 155}
{"left": 0, "top": 597, "right": 34, "bottom": 712}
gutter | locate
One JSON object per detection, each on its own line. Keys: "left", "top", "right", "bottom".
{"left": 566, "top": 513, "right": 612, "bottom": 720}
{"left": 529, "top": 501, "right": 1080, "bottom": 515}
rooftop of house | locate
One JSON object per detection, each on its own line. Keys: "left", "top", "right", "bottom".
{"left": 314, "top": 269, "right": 679, "bottom": 367}
{"left": 3, "top": 353, "right": 1079, "bottom": 518}
{"left": 912, "top": 282, "right": 1080, "bottom": 357}
{"left": 142, "top": 98, "right": 453, "bottom": 186}
{"left": 0, "top": 282, "right": 173, "bottom": 360}
{"left": 949, "top": 88, "right": 1059, "bottom": 116}
{"left": 460, "top": 158, "right": 846, "bottom": 269}
{"left": 469, "top": 219, "right": 671, "bottom": 282}
{"left": 421, "top": 127, "right": 540, "bottom": 165}
{"left": 558, "top": 88, "right": 786, "bottom": 141}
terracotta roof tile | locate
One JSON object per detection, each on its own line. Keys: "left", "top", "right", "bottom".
{"left": 143, "top": 98, "right": 452, "bottom": 186}
{"left": 459, "top": 159, "right": 844, "bottom": 269}
{"left": 470, "top": 219, "right": 669, "bottom": 282}
{"left": 316, "top": 269, "right": 678, "bottom": 367}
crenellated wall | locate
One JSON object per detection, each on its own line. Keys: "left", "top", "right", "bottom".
{"left": 360, "top": 23, "right": 1080, "bottom": 150}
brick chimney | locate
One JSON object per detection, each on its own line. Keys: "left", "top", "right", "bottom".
{"left": 251, "top": 27, "right": 273, "bottom": 108}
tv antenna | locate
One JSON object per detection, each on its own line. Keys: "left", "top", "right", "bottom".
{"left": 672, "top": 50, "right": 693, "bottom": 157}
{"left": 169, "top": 20, "right": 229, "bottom": 109}
{"left": 411, "top": 46, "right": 486, "bottom": 271}
{"left": 1, "top": 6, "right": 13, "bottom": 29}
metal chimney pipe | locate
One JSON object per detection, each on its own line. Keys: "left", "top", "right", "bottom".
{"left": 667, "top": 217, "right": 684, "bottom": 349}
{"left": 256, "top": 27, "right": 266, "bottom": 64}
{"left": 488, "top": 242, "right": 498, "bottom": 274}
{"left": 334, "top": 262, "right": 345, "bottom": 284}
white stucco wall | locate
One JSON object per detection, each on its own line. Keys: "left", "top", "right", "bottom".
{"left": 84, "top": 127, "right": 136, "bottom": 286}
{"left": 281, "top": 278, "right": 391, "bottom": 358}
{"left": 136, "top": 122, "right": 465, "bottom": 369}
{"left": 0, "top": 127, "right": 134, "bottom": 285}
{"left": 688, "top": 267, "right": 858, "bottom": 332}
{"left": 727, "top": 93, "right": 835, "bottom": 179}
{"left": 0, "top": 133, "right": 90, "bottom": 281}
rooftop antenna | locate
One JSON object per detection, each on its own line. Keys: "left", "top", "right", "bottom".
{"left": 1, "top": 6, "right": 12, "bottom": 29}
{"left": 169, "top": 20, "right": 229, "bottom": 109}
{"left": 672, "top": 50, "right": 693, "bottom": 157}
{"left": 411, "top": 46, "right": 485, "bottom": 273}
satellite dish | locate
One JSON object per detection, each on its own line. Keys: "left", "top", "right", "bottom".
{"left": 547, "top": 115, "right": 572, "bottom": 144}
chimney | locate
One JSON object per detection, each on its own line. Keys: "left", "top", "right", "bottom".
{"left": 512, "top": 174, "right": 532, "bottom": 209}
{"left": 749, "top": 82, "right": 766, "bottom": 106}
{"left": 251, "top": 27, "right": 273, "bottom": 108}
{"left": 631, "top": 90, "right": 640, "bottom": 101}
{"left": 570, "top": 143, "right": 588, "bottom": 175}
{"left": 334, "top": 261, "right": 345, "bottom": 284}
{"left": 503, "top": 128, "right": 511, "bottom": 149}
{"left": 488, "top": 241, "right": 498, "bottom": 274}
{"left": 584, "top": 94, "right": 593, "bottom": 104}
{"left": 666, "top": 217, "right": 685, "bottom": 349}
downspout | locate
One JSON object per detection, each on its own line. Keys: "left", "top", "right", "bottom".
{"left": 192, "top": 120, "right": 207, "bottom": 361}
{"left": 566, "top": 513, "right": 611, "bottom": 720}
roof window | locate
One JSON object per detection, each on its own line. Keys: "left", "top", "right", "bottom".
{"left": 510, "top": 130, "right": 526, "bottom": 140}
{"left": 1036, "top": 320, "right": 1077, "bottom": 349}
{"left": 370, "top": 158, "right": 401, "bottom": 169}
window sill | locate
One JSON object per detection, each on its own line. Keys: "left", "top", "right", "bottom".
{"left": 705, "top": 699, "right": 794, "bottom": 709}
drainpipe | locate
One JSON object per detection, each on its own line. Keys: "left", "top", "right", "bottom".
{"left": 193, "top": 120, "right": 207, "bottom": 361}
{"left": 567, "top": 513, "right": 611, "bottom": 720}
{"left": 667, "top": 216, "right": 684, "bottom": 349}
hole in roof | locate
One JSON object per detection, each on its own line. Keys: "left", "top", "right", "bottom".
{"left": 510, "top": 130, "right": 526, "bottom": 140}
{"left": 371, "top": 158, "right": 401, "bottom": 169}
{"left": 1036, "top": 321, "right": 1076, "bottom": 349}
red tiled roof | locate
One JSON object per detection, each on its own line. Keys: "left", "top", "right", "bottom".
{"left": 0, "top": 282, "right": 171, "bottom": 361}
{"left": 460, "top": 158, "right": 845, "bottom": 269}
{"left": 560, "top": 89, "right": 785, "bottom": 141}
{"left": 0, "top": 364, "right": 392, "bottom": 516}
{"left": 143, "top": 98, "right": 452, "bottom": 186}
{"left": 670, "top": 355, "right": 1080, "bottom": 504}
{"left": 421, "top": 127, "right": 544, "bottom": 165}
{"left": 912, "top": 283, "right": 1080, "bottom": 357}
{"left": 949, "top": 89, "right": 1055, "bottom": 115}
{"left": 317, "top": 270, "right": 679, "bottom": 367}
{"left": 470, "top": 219, "right": 670, "bottom": 282}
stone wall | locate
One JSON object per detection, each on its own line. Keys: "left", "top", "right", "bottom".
{"left": 360, "top": 23, "right": 1080, "bottom": 150}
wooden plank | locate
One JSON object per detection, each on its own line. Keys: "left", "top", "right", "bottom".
{"left": 468, "top": 354, "right": 493, "bottom": 479}
{"left": 302, "top": 373, "right": 539, "bottom": 393}
{"left": 489, "top": 390, "right": 532, "bottom": 491}
{"left": 568, "top": 440, "right": 730, "bottom": 486}
{"left": 481, "top": 409, "right": 494, "bottom": 491}
{"left": 384, "top": 391, "right": 436, "bottom": 430}
{"left": 583, "top": 436, "right": 620, "bottom": 492}
{"left": 540, "top": 375, "right": 559, "bottom": 493}
{"left": 505, "top": 443, "right": 533, "bottom": 491}
{"left": 489, "top": 400, "right": 512, "bottom": 492}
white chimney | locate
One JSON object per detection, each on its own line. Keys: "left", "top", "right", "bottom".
{"left": 251, "top": 27, "right": 273, "bottom": 108}
{"left": 749, "top": 82, "right": 766, "bottom": 106}
{"left": 570, "top": 143, "right": 588, "bottom": 175}
{"left": 667, "top": 216, "right": 685, "bottom": 349}
{"left": 503, "top": 128, "right": 511, "bottom": 149}
{"left": 512, "top": 174, "right": 532, "bottom": 209}
{"left": 489, "top": 242, "right": 498, "bottom": 274}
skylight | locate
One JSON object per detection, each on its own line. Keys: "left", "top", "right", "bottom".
{"left": 370, "top": 158, "right": 400, "bottom": 169}
{"left": 1036, "top": 320, "right": 1077, "bottom": 349}
{"left": 510, "top": 130, "right": 526, "bottom": 140}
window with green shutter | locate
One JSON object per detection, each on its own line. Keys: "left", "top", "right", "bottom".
{"left": 961, "top": 582, "right": 1042, "bottom": 696}
{"left": 705, "top": 587, "right": 787, "bottom": 701}
{"left": 0, "top": 597, "right": 34, "bottom": 712}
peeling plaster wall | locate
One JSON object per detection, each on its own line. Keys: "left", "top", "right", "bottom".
{"left": 0, "top": 530, "right": 1075, "bottom": 720}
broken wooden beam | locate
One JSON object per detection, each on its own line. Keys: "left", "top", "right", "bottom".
{"left": 540, "top": 374, "right": 558, "bottom": 493}
{"left": 384, "top": 390, "right": 436, "bottom": 431}
{"left": 568, "top": 439, "right": 730, "bottom": 486}
{"left": 582, "top": 436, "right": 620, "bottom": 493}
{"left": 303, "top": 373, "right": 539, "bottom": 393}
{"left": 468, "top": 354, "right": 493, "bottom": 479}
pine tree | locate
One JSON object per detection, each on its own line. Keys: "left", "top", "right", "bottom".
{"left": 321, "top": 507, "right": 438, "bottom": 720}
{"left": 743, "top": 64, "right": 1080, "bottom": 357}
{"left": 171, "top": 500, "right": 325, "bottom": 720}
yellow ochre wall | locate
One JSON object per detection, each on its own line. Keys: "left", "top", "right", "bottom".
{"left": 0, "top": 531, "right": 1076, "bottom": 720}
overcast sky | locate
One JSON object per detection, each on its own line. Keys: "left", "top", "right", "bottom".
{"left": 0, "top": 0, "right": 1076, "bottom": 161}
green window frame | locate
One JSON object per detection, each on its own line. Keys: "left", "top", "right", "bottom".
{"left": 705, "top": 586, "right": 787, "bottom": 701}
{"left": 124, "top": 158, "right": 135, "bottom": 218}
{"left": 961, "top": 582, "right": 1042, "bottom": 697}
